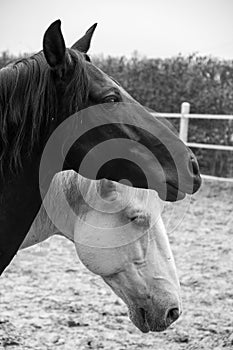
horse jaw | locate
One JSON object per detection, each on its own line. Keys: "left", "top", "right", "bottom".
{"left": 102, "top": 258, "right": 182, "bottom": 333}
{"left": 73, "top": 182, "right": 182, "bottom": 333}
{"left": 75, "top": 225, "right": 182, "bottom": 333}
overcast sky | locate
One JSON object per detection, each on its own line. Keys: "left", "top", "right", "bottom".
{"left": 1, "top": 0, "right": 233, "bottom": 59}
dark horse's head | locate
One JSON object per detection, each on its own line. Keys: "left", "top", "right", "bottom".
{"left": 0, "top": 20, "right": 201, "bottom": 201}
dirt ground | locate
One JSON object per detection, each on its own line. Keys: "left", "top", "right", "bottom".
{"left": 0, "top": 179, "right": 232, "bottom": 350}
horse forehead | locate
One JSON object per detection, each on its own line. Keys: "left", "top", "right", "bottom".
{"left": 117, "top": 184, "right": 155, "bottom": 206}
{"left": 86, "top": 64, "right": 123, "bottom": 91}
{"left": 116, "top": 186, "right": 157, "bottom": 217}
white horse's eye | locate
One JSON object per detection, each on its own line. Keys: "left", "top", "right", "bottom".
{"left": 126, "top": 207, "right": 151, "bottom": 228}
{"left": 131, "top": 214, "right": 151, "bottom": 228}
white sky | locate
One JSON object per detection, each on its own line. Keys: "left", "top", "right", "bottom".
{"left": 0, "top": 0, "right": 233, "bottom": 59}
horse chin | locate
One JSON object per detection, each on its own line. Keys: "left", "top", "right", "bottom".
{"left": 129, "top": 307, "right": 150, "bottom": 333}
{"left": 129, "top": 307, "right": 168, "bottom": 333}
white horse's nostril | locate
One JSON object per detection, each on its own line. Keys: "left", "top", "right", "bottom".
{"left": 165, "top": 307, "right": 180, "bottom": 326}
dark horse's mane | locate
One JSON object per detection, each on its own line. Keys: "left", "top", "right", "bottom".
{"left": 0, "top": 49, "right": 89, "bottom": 175}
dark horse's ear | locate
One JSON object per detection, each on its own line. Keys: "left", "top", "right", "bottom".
{"left": 43, "top": 20, "right": 66, "bottom": 76}
{"left": 71, "top": 23, "right": 97, "bottom": 53}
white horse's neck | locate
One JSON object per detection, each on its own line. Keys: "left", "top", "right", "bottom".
{"left": 20, "top": 171, "right": 82, "bottom": 250}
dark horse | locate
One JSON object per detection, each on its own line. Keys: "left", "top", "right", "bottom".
{"left": 0, "top": 20, "right": 201, "bottom": 276}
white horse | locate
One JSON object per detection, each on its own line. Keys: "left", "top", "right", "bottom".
{"left": 21, "top": 171, "right": 182, "bottom": 333}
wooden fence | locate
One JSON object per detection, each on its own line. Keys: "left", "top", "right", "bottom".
{"left": 151, "top": 102, "right": 233, "bottom": 182}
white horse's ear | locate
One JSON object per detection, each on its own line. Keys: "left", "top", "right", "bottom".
{"left": 99, "top": 179, "right": 117, "bottom": 200}
{"left": 71, "top": 23, "right": 97, "bottom": 53}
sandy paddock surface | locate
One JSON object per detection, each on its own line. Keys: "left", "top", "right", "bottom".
{"left": 0, "top": 179, "right": 232, "bottom": 350}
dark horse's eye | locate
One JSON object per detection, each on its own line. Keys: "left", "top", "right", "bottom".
{"left": 102, "top": 95, "right": 120, "bottom": 110}
{"left": 103, "top": 95, "right": 119, "bottom": 103}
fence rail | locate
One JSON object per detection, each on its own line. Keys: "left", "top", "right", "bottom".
{"left": 151, "top": 112, "right": 233, "bottom": 120}
{"left": 151, "top": 102, "right": 233, "bottom": 182}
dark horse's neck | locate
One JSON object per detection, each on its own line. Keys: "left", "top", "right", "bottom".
{"left": 0, "top": 49, "right": 88, "bottom": 275}
{"left": 0, "top": 143, "right": 65, "bottom": 275}
{"left": 0, "top": 55, "right": 56, "bottom": 274}
{"left": 0, "top": 158, "right": 41, "bottom": 274}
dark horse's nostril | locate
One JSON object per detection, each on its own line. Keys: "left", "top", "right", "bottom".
{"left": 166, "top": 307, "right": 180, "bottom": 326}
{"left": 190, "top": 156, "right": 199, "bottom": 176}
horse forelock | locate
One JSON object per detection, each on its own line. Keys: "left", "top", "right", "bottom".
{"left": 0, "top": 48, "right": 89, "bottom": 176}
{"left": 63, "top": 49, "right": 90, "bottom": 113}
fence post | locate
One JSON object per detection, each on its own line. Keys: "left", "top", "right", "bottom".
{"left": 179, "top": 102, "right": 190, "bottom": 142}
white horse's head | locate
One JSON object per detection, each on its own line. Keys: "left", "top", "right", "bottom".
{"left": 71, "top": 177, "right": 182, "bottom": 333}
{"left": 24, "top": 171, "right": 182, "bottom": 333}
